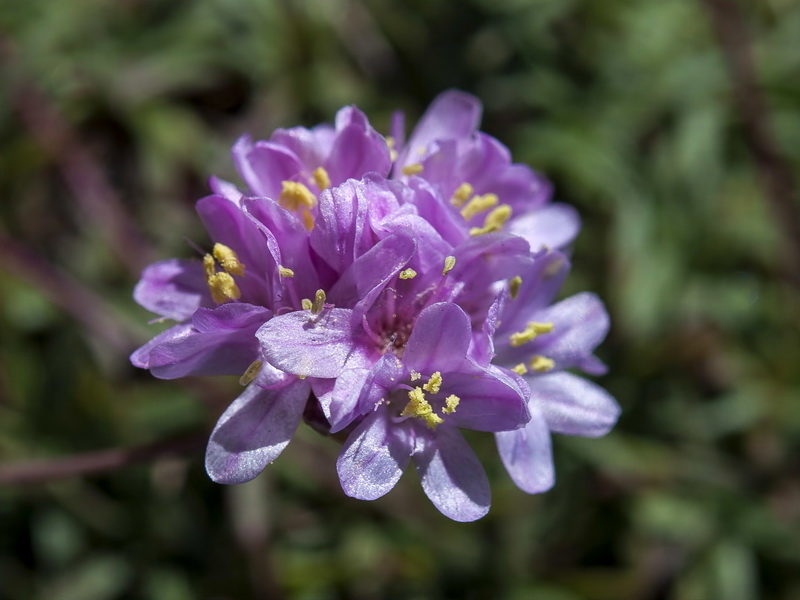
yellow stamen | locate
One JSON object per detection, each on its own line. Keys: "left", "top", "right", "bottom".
{"left": 239, "top": 360, "right": 263, "bottom": 386}
{"left": 390, "top": 149, "right": 398, "bottom": 162}
{"left": 208, "top": 272, "right": 241, "bottom": 304}
{"left": 410, "top": 370, "right": 422, "bottom": 381}
{"left": 279, "top": 180, "right": 316, "bottom": 211}
{"left": 399, "top": 268, "right": 417, "bottom": 280}
{"left": 213, "top": 243, "right": 245, "bottom": 276}
{"left": 401, "top": 387, "right": 443, "bottom": 429}
{"left": 311, "top": 289, "right": 326, "bottom": 314}
{"left": 511, "top": 363, "right": 528, "bottom": 375}
{"left": 301, "top": 298, "right": 313, "bottom": 311}
{"left": 442, "top": 256, "right": 456, "bottom": 276}
{"left": 544, "top": 255, "right": 566, "bottom": 279}
{"left": 402, "top": 163, "right": 424, "bottom": 176}
{"left": 443, "top": 394, "right": 460, "bottom": 414}
{"left": 203, "top": 254, "right": 216, "bottom": 279}
{"left": 460, "top": 193, "right": 499, "bottom": 222}
{"left": 529, "top": 355, "right": 555, "bottom": 373}
{"left": 422, "top": 371, "right": 442, "bottom": 394}
{"left": 301, "top": 208, "right": 315, "bottom": 231}
{"left": 450, "top": 182, "right": 473, "bottom": 208}
{"left": 509, "top": 321, "right": 554, "bottom": 347}
{"left": 509, "top": 276, "right": 522, "bottom": 300}
{"left": 386, "top": 136, "right": 395, "bottom": 149}
{"left": 278, "top": 266, "right": 295, "bottom": 278}
{"left": 312, "top": 166, "right": 331, "bottom": 190}
{"left": 469, "top": 204, "right": 512, "bottom": 236}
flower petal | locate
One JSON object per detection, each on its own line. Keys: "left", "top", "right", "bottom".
{"left": 399, "top": 90, "right": 482, "bottom": 169}
{"left": 507, "top": 203, "right": 581, "bottom": 252}
{"left": 445, "top": 365, "right": 530, "bottom": 432}
{"left": 232, "top": 136, "right": 304, "bottom": 199}
{"left": 495, "top": 402, "right": 554, "bottom": 494}
{"left": 531, "top": 372, "right": 620, "bottom": 437}
{"left": 326, "top": 107, "right": 392, "bottom": 184}
{"left": 415, "top": 427, "right": 490, "bottom": 522}
{"left": 257, "top": 308, "right": 374, "bottom": 378}
{"left": 133, "top": 259, "right": 208, "bottom": 321}
{"left": 131, "top": 303, "right": 270, "bottom": 379}
{"left": 337, "top": 409, "right": 411, "bottom": 500}
{"left": 205, "top": 378, "right": 310, "bottom": 484}
{"left": 403, "top": 302, "right": 471, "bottom": 374}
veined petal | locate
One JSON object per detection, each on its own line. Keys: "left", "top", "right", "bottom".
{"left": 326, "top": 107, "right": 392, "bottom": 184}
{"left": 131, "top": 304, "right": 270, "bottom": 379}
{"left": 415, "top": 427, "right": 490, "bottom": 522}
{"left": 257, "top": 308, "right": 374, "bottom": 378}
{"left": 531, "top": 372, "right": 620, "bottom": 437}
{"left": 337, "top": 409, "right": 411, "bottom": 500}
{"left": 496, "top": 402, "right": 554, "bottom": 494}
{"left": 133, "top": 259, "right": 208, "bottom": 321}
{"left": 445, "top": 365, "right": 530, "bottom": 432}
{"left": 206, "top": 378, "right": 310, "bottom": 484}
{"left": 399, "top": 90, "right": 482, "bottom": 170}
{"left": 404, "top": 302, "right": 471, "bottom": 374}
{"left": 507, "top": 203, "right": 581, "bottom": 252}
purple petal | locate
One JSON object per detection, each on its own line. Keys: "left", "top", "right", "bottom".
{"left": 326, "top": 107, "right": 392, "bottom": 184}
{"left": 337, "top": 409, "right": 411, "bottom": 500}
{"left": 531, "top": 372, "right": 620, "bottom": 437}
{"left": 400, "top": 90, "right": 482, "bottom": 168}
{"left": 445, "top": 365, "right": 530, "bottom": 432}
{"left": 507, "top": 203, "right": 581, "bottom": 252}
{"left": 310, "top": 180, "right": 371, "bottom": 274}
{"left": 257, "top": 308, "right": 374, "bottom": 378}
{"left": 403, "top": 302, "right": 471, "bottom": 373}
{"left": 528, "top": 292, "right": 610, "bottom": 370}
{"left": 232, "top": 136, "right": 304, "bottom": 199}
{"left": 323, "top": 367, "right": 371, "bottom": 433}
{"left": 205, "top": 378, "right": 310, "bottom": 484}
{"left": 133, "top": 259, "right": 208, "bottom": 321}
{"left": 131, "top": 303, "right": 270, "bottom": 379}
{"left": 327, "top": 233, "right": 416, "bottom": 311}
{"left": 414, "top": 427, "right": 490, "bottom": 522}
{"left": 495, "top": 403, "right": 554, "bottom": 494}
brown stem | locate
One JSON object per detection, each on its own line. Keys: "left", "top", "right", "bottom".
{"left": 701, "top": 0, "right": 800, "bottom": 286}
{"left": 0, "top": 432, "right": 207, "bottom": 485}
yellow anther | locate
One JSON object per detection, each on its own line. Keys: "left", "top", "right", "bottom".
{"left": 442, "top": 256, "right": 456, "bottom": 276}
{"left": 509, "top": 276, "right": 523, "bottom": 300}
{"left": 469, "top": 204, "right": 512, "bottom": 236}
{"left": 402, "top": 387, "right": 443, "bottom": 429}
{"left": 544, "top": 255, "right": 566, "bottom": 279}
{"left": 239, "top": 360, "right": 263, "bottom": 386}
{"left": 443, "top": 394, "right": 460, "bottom": 414}
{"left": 301, "top": 208, "right": 315, "bottom": 231}
{"left": 410, "top": 370, "right": 422, "bottom": 381}
{"left": 460, "top": 193, "right": 499, "bottom": 222}
{"left": 422, "top": 371, "right": 442, "bottom": 394}
{"left": 402, "top": 163, "right": 424, "bottom": 176}
{"left": 279, "top": 180, "right": 316, "bottom": 211}
{"left": 399, "top": 268, "right": 417, "bottom": 280}
{"left": 203, "top": 254, "right": 216, "bottom": 279}
{"left": 390, "top": 149, "right": 398, "bottom": 162}
{"left": 312, "top": 166, "right": 331, "bottom": 190}
{"left": 213, "top": 243, "right": 245, "bottom": 276}
{"left": 278, "top": 266, "right": 295, "bottom": 278}
{"left": 450, "top": 182, "right": 474, "bottom": 208}
{"left": 386, "top": 136, "right": 396, "bottom": 149}
{"left": 511, "top": 363, "right": 528, "bottom": 375}
{"left": 301, "top": 298, "right": 313, "bottom": 311}
{"left": 509, "top": 321, "right": 554, "bottom": 347}
{"left": 530, "top": 355, "right": 555, "bottom": 372}
{"left": 208, "top": 272, "right": 241, "bottom": 304}
{"left": 311, "top": 289, "right": 326, "bottom": 314}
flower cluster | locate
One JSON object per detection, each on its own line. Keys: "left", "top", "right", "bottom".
{"left": 131, "top": 91, "right": 619, "bottom": 521}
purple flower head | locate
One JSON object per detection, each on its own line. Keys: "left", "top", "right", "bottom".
{"left": 130, "top": 91, "right": 616, "bottom": 521}
{"left": 391, "top": 90, "right": 581, "bottom": 251}
{"left": 489, "top": 249, "right": 620, "bottom": 493}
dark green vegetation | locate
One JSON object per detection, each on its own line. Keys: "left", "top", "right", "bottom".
{"left": 1, "top": 0, "right": 799, "bottom": 598}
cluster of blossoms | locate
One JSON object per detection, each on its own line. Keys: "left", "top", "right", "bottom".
{"left": 132, "top": 91, "right": 619, "bottom": 521}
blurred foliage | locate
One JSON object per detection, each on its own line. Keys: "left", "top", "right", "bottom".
{"left": 1, "top": 0, "right": 799, "bottom": 598}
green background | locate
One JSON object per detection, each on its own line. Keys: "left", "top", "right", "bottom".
{"left": 1, "top": 0, "right": 799, "bottom": 598}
